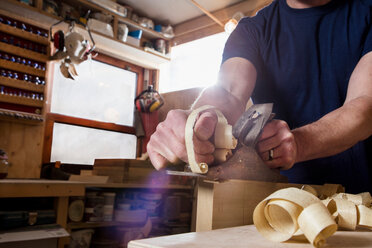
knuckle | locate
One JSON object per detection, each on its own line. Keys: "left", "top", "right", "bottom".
{"left": 156, "top": 122, "right": 166, "bottom": 131}
{"left": 167, "top": 109, "right": 181, "bottom": 120}
{"left": 276, "top": 120, "right": 289, "bottom": 129}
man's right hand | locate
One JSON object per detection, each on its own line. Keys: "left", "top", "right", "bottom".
{"left": 147, "top": 109, "right": 217, "bottom": 170}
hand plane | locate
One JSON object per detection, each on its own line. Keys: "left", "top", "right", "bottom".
{"left": 166, "top": 103, "right": 287, "bottom": 182}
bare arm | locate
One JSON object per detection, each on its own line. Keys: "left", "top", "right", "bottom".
{"left": 257, "top": 52, "right": 372, "bottom": 169}
{"left": 193, "top": 57, "right": 256, "bottom": 124}
{"left": 147, "top": 57, "right": 257, "bottom": 169}
{"left": 293, "top": 51, "right": 372, "bottom": 162}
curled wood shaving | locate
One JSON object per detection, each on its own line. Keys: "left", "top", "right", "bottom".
{"left": 254, "top": 187, "right": 372, "bottom": 247}
{"left": 185, "top": 105, "right": 237, "bottom": 174}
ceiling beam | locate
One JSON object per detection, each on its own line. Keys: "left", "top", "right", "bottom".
{"left": 189, "top": 0, "right": 225, "bottom": 27}
{"left": 172, "top": 0, "right": 273, "bottom": 46}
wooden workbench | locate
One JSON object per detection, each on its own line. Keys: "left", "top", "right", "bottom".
{"left": 0, "top": 179, "right": 85, "bottom": 248}
{"left": 128, "top": 225, "right": 372, "bottom": 248}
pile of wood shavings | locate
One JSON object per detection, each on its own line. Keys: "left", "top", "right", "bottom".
{"left": 253, "top": 186, "right": 372, "bottom": 247}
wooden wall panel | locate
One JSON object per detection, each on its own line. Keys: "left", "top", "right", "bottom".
{"left": 158, "top": 87, "right": 204, "bottom": 122}
{"left": 0, "top": 121, "right": 44, "bottom": 178}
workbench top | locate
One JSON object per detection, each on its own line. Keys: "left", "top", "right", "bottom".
{"left": 128, "top": 225, "right": 372, "bottom": 248}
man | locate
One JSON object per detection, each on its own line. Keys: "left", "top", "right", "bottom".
{"left": 147, "top": 0, "right": 372, "bottom": 193}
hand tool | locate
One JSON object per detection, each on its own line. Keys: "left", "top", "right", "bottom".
{"left": 166, "top": 103, "right": 287, "bottom": 182}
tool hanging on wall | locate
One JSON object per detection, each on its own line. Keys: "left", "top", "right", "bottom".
{"left": 49, "top": 12, "right": 96, "bottom": 80}
{"left": 135, "top": 85, "right": 164, "bottom": 113}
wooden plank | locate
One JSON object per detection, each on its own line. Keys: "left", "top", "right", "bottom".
{"left": 158, "top": 87, "right": 204, "bottom": 122}
{"left": 69, "top": 175, "right": 109, "bottom": 183}
{"left": 0, "top": 108, "right": 43, "bottom": 123}
{"left": 0, "top": 43, "right": 48, "bottom": 63}
{"left": 55, "top": 196, "right": 70, "bottom": 248}
{"left": 0, "top": 59, "right": 45, "bottom": 77}
{"left": 0, "top": 94, "right": 44, "bottom": 107}
{"left": 172, "top": 0, "right": 273, "bottom": 46}
{"left": 46, "top": 113, "right": 136, "bottom": 134}
{"left": 0, "top": 76, "right": 45, "bottom": 93}
{"left": 0, "top": 120, "right": 44, "bottom": 178}
{"left": 2, "top": 0, "right": 63, "bottom": 26}
{"left": 67, "top": 0, "right": 170, "bottom": 40}
{"left": 0, "top": 7, "right": 53, "bottom": 30}
{"left": 195, "top": 179, "right": 215, "bottom": 232}
{"left": 0, "top": 179, "right": 85, "bottom": 197}
{"left": 0, "top": 22, "right": 49, "bottom": 45}
{"left": 128, "top": 224, "right": 372, "bottom": 248}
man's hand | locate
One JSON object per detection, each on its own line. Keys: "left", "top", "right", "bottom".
{"left": 256, "top": 120, "right": 298, "bottom": 170}
{"left": 147, "top": 109, "right": 217, "bottom": 170}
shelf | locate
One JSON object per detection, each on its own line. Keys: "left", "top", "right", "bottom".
{"left": 2, "top": 0, "right": 170, "bottom": 69}
{"left": 68, "top": 221, "right": 120, "bottom": 229}
{"left": 83, "top": 182, "right": 192, "bottom": 190}
{"left": 0, "top": 75, "right": 44, "bottom": 93}
{"left": 0, "top": 22, "right": 49, "bottom": 45}
{"left": 0, "top": 42, "right": 48, "bottom": 63}
{"left": 0, "top": 93, "right": 43, "bottom": 107}
{"left": 0, "top": 107, "right": 43, "bottom": 123}
{"left": 0, "top": 59, "right": 45, "bottom": 77}
{"left": 73, "top": 0, "right": 170, "bottom": 41}
{"left": 0, "top": 179, "right": 85, "bottom": 197}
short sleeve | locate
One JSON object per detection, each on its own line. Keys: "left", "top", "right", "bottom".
{"left": 222, "top": 18, "right": 261, "bottom": 69}
{"left": 362, "top": 0, "right": 372, "bottom": 55}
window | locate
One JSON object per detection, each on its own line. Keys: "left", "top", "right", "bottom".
{"left": 159, "top": 32, "right": 229, "bottom": 93}
{"left": 43, "top": 54, "right": 143, "bottom": 165}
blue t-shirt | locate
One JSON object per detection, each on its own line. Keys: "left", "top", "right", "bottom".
{"left": 222, "top": 0, "right": 372, "bottom": 193}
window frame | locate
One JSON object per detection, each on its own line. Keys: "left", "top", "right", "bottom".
{"left": 42, "top": 53, "right": 144, "bottom": 164}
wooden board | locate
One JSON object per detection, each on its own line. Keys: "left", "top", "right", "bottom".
{"left": 0, "top": 59, "right": 45, "bottom": 77}
{"left": 194, "top": 179, "right": 344, "bottom": 232}
{"left": 0, "top": 42, "right": 48, "bottom": 63}
{"left": 0, "top": 22, "right": 49, "bottom": 45}
{"left": 158, "top": 87, "right": 204, "bottom": 122}
{"left": 0, "top": 120, "right": 44, "bottom": 178}
{"left": 128, "top": 224, "right": 372, "bottom": 248}
{"left": 0, "top": 76, "right": 45, "bottom": 93}
{"left": 0, "top": 93, "right": 44, "bottom": 107}
{"left": 0, "top": 179, "right": 85, "bottom": 197}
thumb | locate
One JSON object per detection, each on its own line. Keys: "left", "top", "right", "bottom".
{"left": 194, "top": 111, "right": 217, "bottom": 141}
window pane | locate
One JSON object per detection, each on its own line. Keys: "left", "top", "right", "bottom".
{"left": 51, "top": 123, "right": 137, "bottom": 165}
{"left": 51, "top": 60, "right": 136, "bottom": 126}
{"left": 159, "top": 32, "right": 229, "bottom": 93}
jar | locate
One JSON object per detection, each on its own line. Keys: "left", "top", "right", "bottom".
{"left": 0, "top": 150, "right": 9, "bottom": 179}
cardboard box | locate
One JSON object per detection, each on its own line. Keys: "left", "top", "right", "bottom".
{"left": 126, "top": 36, "right": 140, "bottom": 47}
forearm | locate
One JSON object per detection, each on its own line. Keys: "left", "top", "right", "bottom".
{"left": 293, "top": 96, "right": 372, "bottom": 162}
{"left": 191, "top": 57, "right": 256, "bottom": 125}
{"left": 191, "top": 85, "right": 246, "bottom": 124}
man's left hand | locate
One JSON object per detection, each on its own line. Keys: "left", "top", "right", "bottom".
{"left": 256, "top": 120, "right": 297, "bottom": 170}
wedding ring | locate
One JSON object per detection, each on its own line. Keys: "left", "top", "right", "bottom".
{"left": 268, "top": 149, "right": 274, "bottom": 161}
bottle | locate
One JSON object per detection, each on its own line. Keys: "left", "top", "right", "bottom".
{"left": 0, "top": 149, "right": 9, "bottom": 179}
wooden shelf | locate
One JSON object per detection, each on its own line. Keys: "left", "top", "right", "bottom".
{"left": 68, "top": 221, "right": 120, "bottom": 229}
{"left": 0, "top": 108, "right": 43, "bottom": 123}
{"left": 73, "top": 0, "right": 170, "bottom": 41}
{"left": 0, "top": 59, "right": 45, "bottom": 77}
{"left": 0, "top": 179, "right": 85, "bottom": 197}
{"left": 0, "top": 42, "right": 48, "bottom": 63}
{"left": 0, "top": 22, "right": 49, "bottom": 45}
{"left": 67, "top": 220, "right": 152, "bottom": 230}
{"left": 2, "top": 0, "right": 170, "bottom": 69}
{"left": 83, "top": 182, "right": 192, "bottom": 190}
{"left": 0, "top": 75, "right": 44, "bottom": 93}
{"left": 0, "top": 93, "right": 43, "bottom": 107}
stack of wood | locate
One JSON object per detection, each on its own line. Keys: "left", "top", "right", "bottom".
{"left": 92, "top": 159, "right": 159, "bottom": 184}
